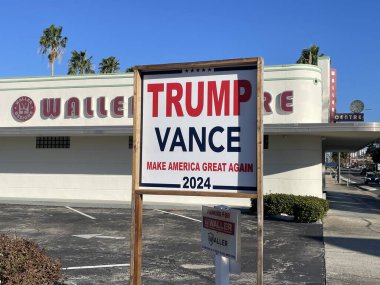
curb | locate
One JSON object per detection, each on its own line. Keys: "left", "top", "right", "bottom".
{"left": 355, "top": 185, "right": 380, "bottom": 200}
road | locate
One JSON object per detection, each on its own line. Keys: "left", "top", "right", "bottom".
{"left": 334, "top": 168, "right": 380, "bottom": 188}
{"left": 324, "top": 175, "right": 380, "bottom": 285}
{"left": 0, "top": 204, "right": 325, "bottom": 285}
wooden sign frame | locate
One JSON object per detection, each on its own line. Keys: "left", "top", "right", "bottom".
{"left": 130, "top": 58, "right": 263, "bottom": 285}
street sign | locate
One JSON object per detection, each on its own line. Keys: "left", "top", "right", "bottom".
{"left": 201, "top": 206, "right": 241, "bottom": 261}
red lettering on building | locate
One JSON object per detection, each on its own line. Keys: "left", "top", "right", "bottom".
{"left": 38, "top": 96, "right": 126, "bottom": 120}
{"left": 42, "top": 98, "right": 61, "bottom": 119}
{"left": 112, "top": 96, "right": 124, "bottom": 117}
{"left": 97, "top": 97, "right": 107, "bottom": 117}
{"left": 280, "top": 91, "right": 293, "bottom": 112}
{"left": 66, "top": 97, "right": 80, "bottom": 118}
{"left": 330, "top": 69, "right": 337, "bottom": 123}
{"left": 84, "top": 97, "right": 94, "bottom": 118}
{"left": 262, "top": 91, "right": 294, "bottom": 114}
{"left": 263, "top": 92, "right": 272, "bottom": 113}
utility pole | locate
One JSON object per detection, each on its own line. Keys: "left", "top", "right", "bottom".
{"left": 338, "top": 152, "right": 341, "bottom": 183}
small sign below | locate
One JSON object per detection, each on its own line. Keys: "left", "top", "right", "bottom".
{"left": 201, "top": 206, "right": 241, "bottom": 262}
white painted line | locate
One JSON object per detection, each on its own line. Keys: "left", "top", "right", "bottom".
{"left": 154, "top": 209, "right": 201, "bottom": 222}
{"left": 72, "top": 234, "right": 126, "bottom": 240}
{"left": 96, "top": 235, "right": 126, "bottom": 240}
{"left": 65, "top": 206, "right": 96, "bottom": 220}
{"left": 181, "top": 264, "right": 214, "bottom": 269}
{"left": 63, "top": 263, "right": 130, "bottom": 270}
{"left": 72, "top": 234, "right": 100, "bottom": 239}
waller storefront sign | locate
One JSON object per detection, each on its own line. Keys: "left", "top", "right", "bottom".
{"left": 11, "top": 96, "right": 126, "bottom": 122}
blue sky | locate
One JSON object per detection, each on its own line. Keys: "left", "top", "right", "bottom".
{"left": 0, "top": 0, "right": 379, "bottom": 121}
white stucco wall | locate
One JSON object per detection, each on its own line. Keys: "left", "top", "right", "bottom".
{"left": 263, "top": 135, "right": 322, "bottom": 198}
{"left": 263, "top": 64, "right": 323, "bottom": 124}
{"left": 0, "top": 63, "right": 327, "bottom": 205}
{"left": 0, "top": 136, "right": 132, "bottom": 201}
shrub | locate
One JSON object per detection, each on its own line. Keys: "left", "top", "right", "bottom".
{"left": 0, "top": 234, "right": 62, "bottom": 285}
{"left": 293, "top": 197, "right": 326, "bottom": 223}
{"left": 264, "top": 194, "right": 299, "bottom": 216}
{"left": 319, "top": 197, "right": 329, "bottom": 213}
{"left": 251, "top": 193, "right": 329, "bottom": 223}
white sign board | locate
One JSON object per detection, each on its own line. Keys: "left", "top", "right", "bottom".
{"left": 139, "top": 65, "right": 257, "bottom": 194}
{"left": 201, "top": 206, "right": 241, "bottom": 261}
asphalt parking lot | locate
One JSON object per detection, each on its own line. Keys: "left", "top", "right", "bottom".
{"left": 0, "top": 204, "right": 325, "bottom": 284}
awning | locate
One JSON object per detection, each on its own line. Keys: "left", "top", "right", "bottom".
{"left": 264, "top": 122, "right": 380, "bottom": 152}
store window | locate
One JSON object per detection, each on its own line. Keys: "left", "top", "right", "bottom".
{"left": 36, "top": 137, "right": 70, "bottom": 149}
{"left": 129, "top": 136, "right": 133, "bottom": 149}
{"left": 264, "top": 135, "right": 269, "bottom": 149}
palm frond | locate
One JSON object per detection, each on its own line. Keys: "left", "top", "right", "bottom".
{"left": 38, "top": 24, "right": 68, "bottom": 75}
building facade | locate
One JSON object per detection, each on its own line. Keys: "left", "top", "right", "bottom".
{"left": 1, "top": 57, "right": 377, "bottom": 207}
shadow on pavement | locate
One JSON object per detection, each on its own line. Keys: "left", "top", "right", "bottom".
{"left": 308, "top": 236, "right": 380, "bottom": 258}
{"left": 326, "top": 191, "right": 380, "bottom": 215}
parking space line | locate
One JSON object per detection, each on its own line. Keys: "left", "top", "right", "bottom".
{"left": 65, "top": 206, "right": 96, "bottom": 220}
{"left": 63, "top": 263, "right": 130, "bottom": 270}
{"left": 154, "top": 209, "right": 201, "bottom": 222}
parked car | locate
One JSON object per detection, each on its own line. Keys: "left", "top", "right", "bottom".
{"left": 364, "top": 173, "right": 379, "bottom": 184}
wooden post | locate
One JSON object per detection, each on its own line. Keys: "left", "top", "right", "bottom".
{"left": 130, "top": 68, "right": 143, "bottom": 285}
{"left": 133, "top": 194, "right": 143, "bottom": 285}
{"left": 256, "top": 58, "right": 264, "bottom": 285}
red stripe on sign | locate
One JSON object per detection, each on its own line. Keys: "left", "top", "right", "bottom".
{"left": 203, "top": 217, "right": 235, "bottom": 235}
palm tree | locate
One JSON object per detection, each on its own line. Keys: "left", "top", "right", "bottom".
{"left": 126, "top": 67, "right": 134, "bottom": 72}
{"left": 99, "top": 56, "right": 120, "bottom": 73}
{"left": 296, "top": 44, "right": 324, "bottom": 65}
{"left": 39, "top": 24, "right": 68, "bottom": 76}
{"left": 67, "top": 50, "right": 95, "bottom": 75}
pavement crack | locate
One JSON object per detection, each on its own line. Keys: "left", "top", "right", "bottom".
{"left": 362, "top": 218, "right": 380, "bottom": 233}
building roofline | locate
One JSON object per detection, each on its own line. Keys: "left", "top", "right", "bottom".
{"left": 265, "top": 122, "right": 380, "bottom": 133}
{"left": 0, "top": 73, "right": 133, "bottom": 83}
{"left": 0, "top": 64, "right": 322, "bottom": 82}
{"left": 264, "top": 64, "right": 321, "bottom": 72}
{"left": 265, "top": 123, "right": 380, "bottom": 152}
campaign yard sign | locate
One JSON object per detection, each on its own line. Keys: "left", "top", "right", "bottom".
{"left": 131, "top": 58, "right": 264, "bottom": 285}
{"left": 136, "top": 59, "right": 261, "bottom": 195}
{"left": 201, "top": 206, "right": 241, "bottom": 261}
